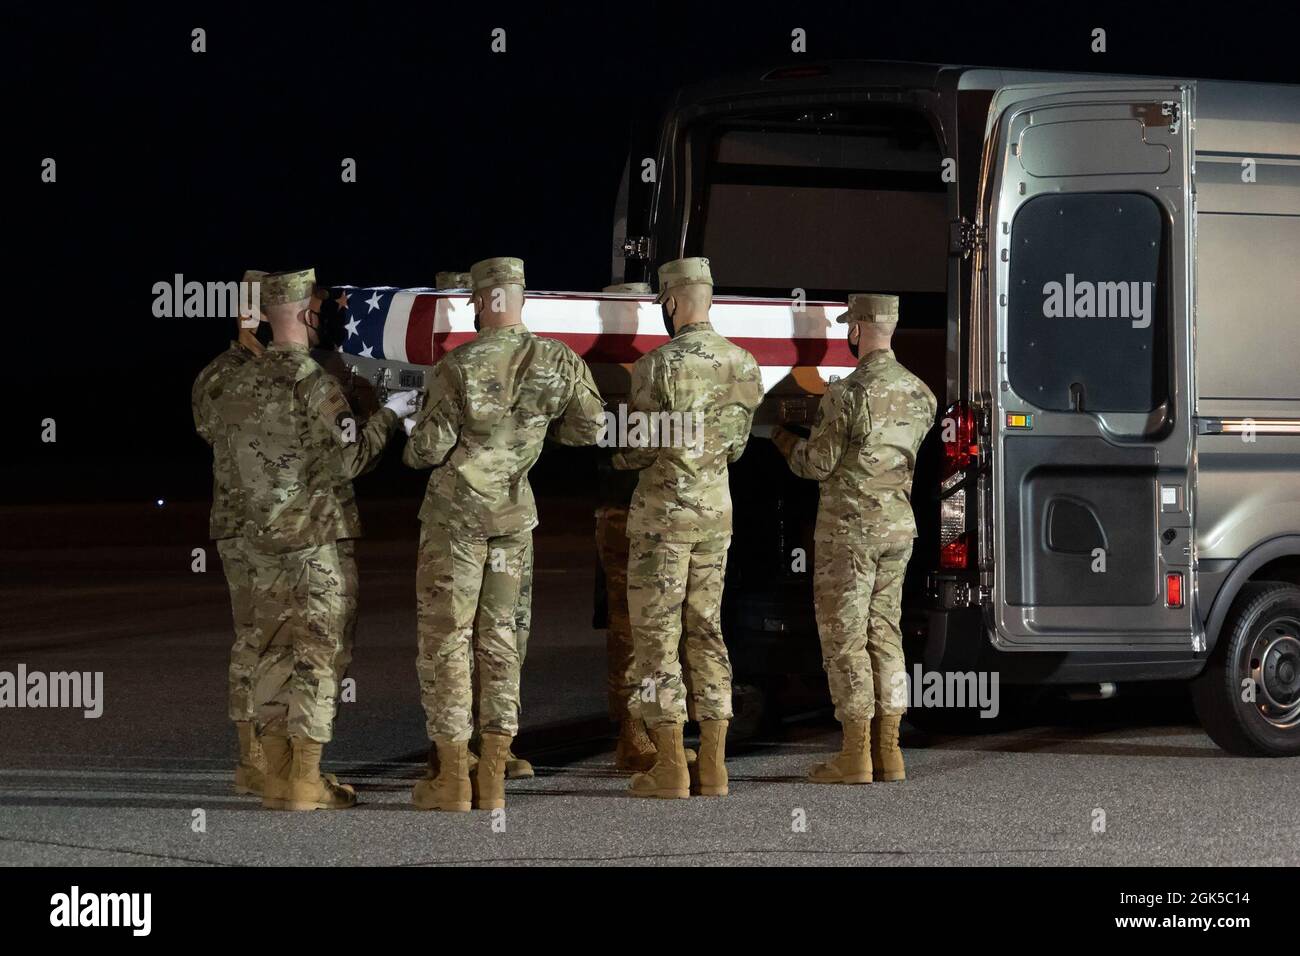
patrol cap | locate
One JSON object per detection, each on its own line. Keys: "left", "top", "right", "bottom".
{"left": 242, "top": 269, "right": 267, "bottom": 285}
{"left": 836, "top": 293, "right": 900, "bottom": 324}
{"left": 603, "top": 282, "right": 651, "bottom": 295}
{"left": 469, "top": 257, "right": 525, "bottom": 292}
{"left": 435, "top": 271, "right": 473, "bottom": 290}
{"left": 655, "top": 257, "right": 712, "bottom": 304}
{"left": 261, "top": 268, "right": 317, "bottom": 306}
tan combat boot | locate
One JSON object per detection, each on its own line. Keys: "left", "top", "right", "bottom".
{"left": 505, "top": 749, "right": 534, "bottom": 780}
{"left": 412, "top": 740, "right": 472, "bottom": 811}
{"left": 808, "top": 719, "right": 872, "bottom": 784}
{"left": 259, "top": 734, "right": 292, "bottom": 810}
{"left": 285, "top": 737, "right": 357, "bottom": 811}
{"left": 628, "top": 724, "right": 690, "bottom": 799}
{"left": 475, "top": 732, "right": 512, "bottom": 811}
{"left": 615, "top": 717, "right": 657, "bottom": 773}
{"left": 424, "top": 741, "right": 479, "bottom": 779}
{"left": 234, "top": 720, "right": 266, "bottom": 796}
{"left": 871, "top": 714, "right": 906, "bottom": 782}
{"left": 693, "top": 719, "right": 729, "bottom": 796}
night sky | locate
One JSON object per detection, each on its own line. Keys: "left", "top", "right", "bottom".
{"left": 8, "top": 1, "right": 1297, "bottom": 505}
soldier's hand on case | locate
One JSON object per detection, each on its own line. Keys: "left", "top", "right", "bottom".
{"left": 384, "top": 389, "right": 421, "bottom": 416}
{"left": 403, "top": 416, "right": 417, "bottom": 437}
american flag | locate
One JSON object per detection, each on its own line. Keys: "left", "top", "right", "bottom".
{"left": 331, "top": 286, "right": 858, "bottom": 392}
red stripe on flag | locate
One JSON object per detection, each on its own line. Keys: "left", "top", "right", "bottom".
{"left": 405, "top": 296, "right": 437, "bottom": 365}
{"left": 533, "top": 332, "right": 855, "bottom": 367}
{"left": 432, "top": 331, "right": 476, "bottom": 361}
{"left": 418, "top": 329, "right": 855, "bottom": 367}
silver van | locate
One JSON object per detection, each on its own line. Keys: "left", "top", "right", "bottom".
{"left": 612, "top": 61, "right": 1300, "bottom": 756}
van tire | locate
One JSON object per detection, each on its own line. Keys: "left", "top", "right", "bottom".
{"left": 1192, "top": 581, "right": 1300, "bottom": 756}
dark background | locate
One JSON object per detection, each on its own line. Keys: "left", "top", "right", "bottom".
{"left": 7, "top": 0, "right": 1298, "bottom": 508}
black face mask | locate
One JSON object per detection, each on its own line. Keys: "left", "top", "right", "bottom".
{"left": 473, "top": 309, "right": 482, "bottom": 333}
{"left": 661, "top": 303, "right": 676, "bottom": 338}
{"left": 847, "top": 327, "right": 859, "bottom": 360}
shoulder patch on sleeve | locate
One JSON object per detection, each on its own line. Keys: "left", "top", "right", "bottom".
{"left": 317, "top": 380, "right": 354, "bottom": 431}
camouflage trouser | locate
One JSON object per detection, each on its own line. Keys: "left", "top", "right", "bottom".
{"left": 247, "top": 540, "right": 357, "bottom": 743}
{"left": 217, "top": 536, "right": 262, "bottom": 723}
{"left": 416, "top": 522, "right": 531, "bottom": 743}
{"left": 470, "top": 537, "right": 531, "bottom": 730}
{"left": 813, "top": 535, "right": 913, "bottom": 721}
{"left": 595, "top": 506, "right": 638, "bottom": 721}
{"left": 627, "top": 534, "right": 732, "bottom": 728}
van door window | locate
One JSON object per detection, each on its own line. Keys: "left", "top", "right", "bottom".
{"left": 1006, "top": 192, "right": 1168, "bottom": 413}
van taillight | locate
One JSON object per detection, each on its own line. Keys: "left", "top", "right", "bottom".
{"left": 942, "top": 402, "right": 978, "bottom": 477}
{"left": 940, "top": 535, "right": 970, "bottom": 570}
{"left": 939, "top": 490, "right": 968, "bottom": 569}
{"left": 1166, "top": 572, "right": 1184, "bottom": 608}
{"left": 938, "top": 403, "right": 976, "bottom": 570}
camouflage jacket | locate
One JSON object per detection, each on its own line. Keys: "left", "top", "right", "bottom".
{"left": 613, "top": 321, "right": 764, "bottom": 542}
{"left": 192, "top": 342, "right": 257, "bottom": 540}
{"left": 214, "top": 342, "right": 399, "bottom": 553}
{"left": 403, "top": 325, "right": 606, "bottom": 536}
{"left": 785, "top": 348, "right": 937, "bottom": 543}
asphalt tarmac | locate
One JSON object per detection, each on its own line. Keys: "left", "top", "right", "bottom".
{"left": 1, "top": 499, "right": 1294, "bottom": 867}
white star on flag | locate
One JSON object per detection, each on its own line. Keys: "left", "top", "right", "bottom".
{"left": 365, "top": 291, "right": 382, "bottom": 312}
{"left": 360, "top": 342, "right": 374, "bottom": 358}
{"left": 335, "top": 291, "right": 349, "bottom": 310}
{"left": 344, "top": 315, "right": 360, "bottom": 339}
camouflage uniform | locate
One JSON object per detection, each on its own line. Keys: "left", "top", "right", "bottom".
{"left": 782, "top": 346, "right": 936, "bottom": 721}
{"left": 613, "top": 322, "right": 764, "bottom": 728}
{"left": 431, "top": 270, "right": 533, "bottom": 731}
{"left": 192, "top": 341, "right": 261, "bottom": 722}
{"left": 215, "top": 342, "right": 400, "bottom": 742}
{"left": 405, "top": 325, "right": 605, "bottom": 744}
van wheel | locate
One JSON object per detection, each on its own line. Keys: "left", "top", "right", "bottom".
{"left": 1192, "top": 581, "right": 1300, "bottom": 756}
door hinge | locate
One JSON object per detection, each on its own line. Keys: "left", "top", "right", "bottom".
{"left": 615, "top": 235, "right": 653, "bottom": 261}
{"left": 949, "top": 218, "right": 987, "bottom": 259}
{"left": 1161, "top": 100, "right": 1182, "bottom": 135}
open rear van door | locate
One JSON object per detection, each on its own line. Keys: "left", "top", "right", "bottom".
{"left": 984, "top": 83, "right": 1199, "bottom": 650}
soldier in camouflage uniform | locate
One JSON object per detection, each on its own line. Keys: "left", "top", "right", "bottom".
{"left": 191, "top": 269, "right": 267, "bottom": 796}
{"left": 772, "top": 294, "right": 937, "bottom": 784}
{"left": 419, "top": 270, "right": 536, "bottom": 783}
{"left": 214, "top": 267, "right": 419, "bottom": 811}
{"left": 405, "top": 257, "right": 605, "bottom": 812}
{"left": 614, "top": 257, "right": 764, "bottom": 799}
